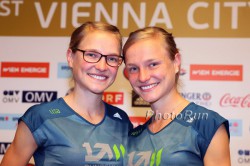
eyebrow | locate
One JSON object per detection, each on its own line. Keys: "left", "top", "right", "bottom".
{"left": 126, "top": 63, "right": 136, "bottom": 67}
{"left": 126, "top": 59, "right": 159, "bottom": 66}
{"left": 84, "top": 49, "right": 120, "bottom": 56}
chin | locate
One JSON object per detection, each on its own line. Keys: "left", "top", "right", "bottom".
{"left": 92, "top": 90, "right": 105, "bottom": 95}
{"left": 90, "top": 87, "right": 107, "bottom": 94}
{"left": 140, "top": 94, "right": 158, "bottom": 104}
{"left": 92, "top": 82, "right": 112, "bottom": 91}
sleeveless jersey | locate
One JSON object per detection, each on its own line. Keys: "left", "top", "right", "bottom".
{"left": 19, "top": 98, "right": 133, "bottom": 166}
{"left": 127, "top": 102, "right": 229, "bottom": 166}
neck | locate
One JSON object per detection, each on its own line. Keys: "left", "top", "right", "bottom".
{"left": 151, "top": 91, "right": 185, "bottom": 114}
{"left": 147, "top": 90, "right": 190, "bottom": 133}
{"left": 148, "top": 96, "right": 189, "bottom": 133}
{"left": 63, "top": 87, "right": 105, "bottom": 123}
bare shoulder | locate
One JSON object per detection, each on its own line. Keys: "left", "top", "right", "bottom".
{"left": 0, "top": 121, "right": 37, "bottom": 166}
{"left": 204, "top": 124, "right": 231, "bottom": 166}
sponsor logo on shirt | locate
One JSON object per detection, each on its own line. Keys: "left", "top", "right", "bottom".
{"left": 129, "top": 148, "right": 163, "bottom": 166}
{"left": 82, "top": 142, "right": 125, "bottom": 163}
{"left": 186, "top": 117, "right": 194, "bottom": 123}
{"left": 190, "top": 64, "right": 242, "bottom": 81}
{"left": 49, "top": 109, "right": 61, "bottom": 114}
{"left": 1, "top": 62, "right": 49, "bottom": 78}
{"left": 113, "top": 112, "right": 122, "bottom": 120}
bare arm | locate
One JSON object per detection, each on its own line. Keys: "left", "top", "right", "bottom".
{"left": 0, "top": 121, "right": 38, "bottom": 166}
{"left": 204, "top": 124, "right": 231, "bottom": 166}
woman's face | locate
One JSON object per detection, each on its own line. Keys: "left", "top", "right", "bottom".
{"left": 125, "top": 38, "right": 180, "bottom": 103}
{"left": 67, "top": 31, "right": 120, "bottom": 94}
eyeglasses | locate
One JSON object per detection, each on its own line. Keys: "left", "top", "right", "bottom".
{"left": 74, "top": 48, "right": 123, "bottom": 67}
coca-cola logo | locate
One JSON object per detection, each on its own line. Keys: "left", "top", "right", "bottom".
{"left": 220, "top": 93, "right": 250, "bottom": 108}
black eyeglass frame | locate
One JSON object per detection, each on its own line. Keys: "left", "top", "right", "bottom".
{"left": 74, "top": 48, "right": 123, "bottom": 67}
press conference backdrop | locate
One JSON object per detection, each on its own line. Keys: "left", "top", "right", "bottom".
{"left": 0, "top": 0, "right": 249, "bottom": 165}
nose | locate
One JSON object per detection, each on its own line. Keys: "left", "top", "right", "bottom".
{"left": 95, "top": 57, "right": 108, "bottom": 71}
{"left": 138, "top": 68, "right": 150, "bottom": 83}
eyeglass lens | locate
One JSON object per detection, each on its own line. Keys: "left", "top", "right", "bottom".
{"left": 83, "top": 51, "right": 122, "bottom": 67}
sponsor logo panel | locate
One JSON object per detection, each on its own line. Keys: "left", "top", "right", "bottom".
{"left": 0, "top": 114, "right": 21, "bottom": 130}
{"left": 0, "top": 142, "right": 11, "bottom": 155}
{"left": 220, "top": 93, "right": 250, "bottom": 108}
{"left": 190, "top": 64, "right": 242, "bottom": 81}
{"left": 22, "top": 91, "right": 57, "bottom": 103}
{"left": 103, "top": 92, "right": 124, "bottom": 105}
{"left": 129, "top": 116, "right": 147, "bottom": 128}
{"left": 2, "top": 90, "right": 20, "bottom": 103}
{"left": 1, "top": 62, "right": 49, "bottom": 78}
{"left": 181, "top": 92, "right": 212, "bottom": 108}
{"left": 1, "top": 90, "right": 58, "bottom": 104}
{"left": 229, "top": 119, "right": 243, "bottom": 136}
{"left": 237, "top": 149, "right": 250, "bottom": 164}
{"left": 57, "top": 62, "right": 71, "bottom": 78}
{"left": 179, "top": 68, "right": 187, "bottom": 76}
{"left": 131, "top": 91, "right": 150, "bottom": 107}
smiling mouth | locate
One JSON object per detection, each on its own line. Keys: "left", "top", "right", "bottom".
{"left": 88, "top": 74, "right": 107, "bottom": 80}
{"left": 140, "top": 83, "right": 158, "bottom": 90}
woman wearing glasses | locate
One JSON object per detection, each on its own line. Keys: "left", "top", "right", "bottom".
{"left": 1, "top": 21, "right": 132, "bottom": 166}
{"left": 123, "top": 27, "right": 230, "bottom": 165}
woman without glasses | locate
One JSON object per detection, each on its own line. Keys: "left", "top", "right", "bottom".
{"left": 123, "top": 27, "right": 230, "bottom": 166}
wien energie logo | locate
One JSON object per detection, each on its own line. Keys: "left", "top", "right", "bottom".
{"left": 129, "top": 148, "right": 163, "bottom": 166}
{"left": 82, "top": 142, "right": 125, "bottom": 162}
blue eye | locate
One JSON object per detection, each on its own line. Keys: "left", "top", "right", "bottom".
{"left": 128, "top": 67, "right": 138, "bottom": 73}
{"left": 107, "top": 56, "right": 119, "bottom": 63}
{"left": 84, "top": 51, "right": 99, "bottom": 59}
{"left": 149, "top": 63, "right": 158, "bottom": 67}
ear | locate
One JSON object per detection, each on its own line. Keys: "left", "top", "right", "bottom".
{"left": 67, "top": 48, "right": 74, "bottom": 68}
{"left": 174, "top": 53, "right": 181, "bottom": 74}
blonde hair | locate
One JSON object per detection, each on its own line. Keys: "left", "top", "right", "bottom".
{"left": 69, "top": 21, "right": 122, "bottom": 54}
